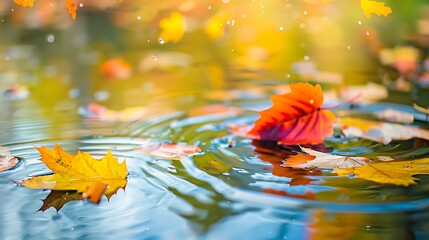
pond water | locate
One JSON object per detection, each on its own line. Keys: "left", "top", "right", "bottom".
{"left": 2, "top": 0, "right": 429, "bottom": 239}
{"left": 1, "top": 79, "right": 429, "bottom": 239}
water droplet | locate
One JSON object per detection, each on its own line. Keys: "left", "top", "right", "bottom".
{"left": 167, "top": 166, "right": 177, "bottom": 173}
{"left": 242, "top": 14, "right": 246, "bottom": 18}
{"left": 137, "top": 15, "right": 141, "bottom": 20}
{"left": 152, "top": 55, "right": 158, "bottom": 61}
{"left": 365, "top": 31, "right": 370, "bottom": 36}
{"left": 222, "top": 172, "right": 230, "bottom": 176}
{"left": 304, "top": 55, "right": 310, "bottom": 61}
{"left": 79, "top": 3, "right": 83, "bottom": 7}
{"left": 285, "top": 73, "right": 291, "bottom": 79}
{"left": 303, "top": 10, "right": 308, "bottom": 15}
{"left": 309, "top": 99, "right": 314, "bottom": 104}
{"left": 45, "top": 34, "right": 55, "bottom": 43}
{"left": 347, "top": 45, "right": 351, "bottom": 50}
{"left": 358, "top": 21, "right": 362, "bottom": 25}
{"left": 279, "top": 26, "right": 284, "bottom": 31}
{"left": 365, "top": 225, "right": 371, "bottom": 231}
{"left": 71, "top": 227, "right": 74, "bottom": 231}
{"left": 208, "top": 5, "right": 212, "bottom": 10}
{"left": 159, "top": 38, "right": 164, "bottom": 44}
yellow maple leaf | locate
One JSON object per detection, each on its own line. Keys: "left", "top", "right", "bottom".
{"left": 159, "top": 11, "right": 186, "bottom": 43}
{"left": 333, "top": 158, "right": 429, "bottom": 186}
{"left": 361, "top": 0, "right": 392, "bottom": 18}
{"left": 20, "top": 145, "right": 127, "bottom": 198}
{"left": 13, "top": 0, "right": 35, "bottom": 7}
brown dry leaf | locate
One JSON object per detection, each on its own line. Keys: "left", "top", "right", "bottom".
{"left": 0, "top": 155, "right": 19, "bottom": 172}
{"left": 284, "top": 147, "right": 369, "bottom": 169}
{"left": 333, "top": 157, "right": 429, "bottom": 186}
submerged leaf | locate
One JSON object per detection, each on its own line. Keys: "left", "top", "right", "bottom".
{"left": 284, "top": 148, "right": 369, "bottom": 169}
{"left": 361, "top": 0, "right": 392, "bottom": 18}
{"left": 333, "top": 157, "right": 429, "bottom": 186}
{"left": 20, "top": 145, "right": 127, "bottom": 200}
{"left": 248, "top": 82, "right": 336, "bottom": 145}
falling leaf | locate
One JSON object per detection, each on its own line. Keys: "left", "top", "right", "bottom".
{"left": 13, "top": 0, "right": 35, "bottom": 7}
{"left": 20, "top": 145, "right": 127, "bottom": 199}
{"left": 135, "top": 141, "right": 201, "bottom": 160}
{"left": 414, "top": 103, "right": 429, "bottom": 115}
{"left": 284, "top": 147, "right": 369, "bottom": 169}
{"left": 340, "top": 117, "right": 429, "bottom": 144}
{"left": 360, "top": 0, "right": 392, "bottom": 18}
{"left": 66, "top": 0, "right": 77, "bottom": 20}
{"left": 248, "top": 82, "right": 336, "bottom": 145}
{"left": 333, "top": 157, "right": 429, "bottom": 186}
{"left": 159, "top": 11, "right": 186, "bottom": 43}
{"left": 0, "top": 155, "right": 19, "bottom": 172}
{"left": 38, "top": 190, "right": 83, "bottom": 212}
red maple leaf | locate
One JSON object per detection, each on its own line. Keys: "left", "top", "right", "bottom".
{"left": 248, "top": 82, "right": 336, "bottom": 145}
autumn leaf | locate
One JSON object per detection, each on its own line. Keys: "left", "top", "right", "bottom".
{"left": 248, "top": 82, "right": 336, "bottom": 145}
{"left": 0, "top": 155, "right": 19, "bottom": 172}
{"left": 284, "top": 147, "right": 369, "bottom": 169}
{"left": 13, "top": 0, "right": 35, "bottom": 7}
{"left": 159, "top": 11, "right": 186, "bottom": 43}
{"left": 20, "top": 145, "right": 127, "bottom": 200}
{"left": 339, "top": 117, "right": 429, "bottom": 144}
{"left": 333, "top": 157, "right": 429, "bottom": 186}
{"left": 66, "top": 0, "right": 77, "bottom": 20}
{"left": 135, "top": 141, "right": 201, "bottom": 160}
{"left": 361, "top": 0, "right": 392, "bottom": 18}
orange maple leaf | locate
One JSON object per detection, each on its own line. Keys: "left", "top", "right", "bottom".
{"left": 66, "top": 0, "right": 77, "bottom": 20}
{"left": 248, "top": 82, "right": 336, "bottom": 145}
{"left": 13, "top": 0, "right": 35, "bottom": 7}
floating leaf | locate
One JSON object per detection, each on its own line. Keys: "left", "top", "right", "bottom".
{"left": 340, "top": 117, "right": 429, "bottom": 144}
{"left": 361, "top": 0, "right": 392, "bottom": 18}
{"left": 284, "top": 147, "right": 369, "bottom": 169}
{"left": 159, "top": 11, "right": 186, "bottom": 43}
{"left": 333, "top": 157, "right": 429, "bottom": 186}
{"left": 248, "top": 82, "right": 336, "bottom": 145}
{"left": 13, "top": 0, "right": 35, "bottom": 7}
{"left": 66, "top": 0, "right": 77, "bottom": 20}
{"left": 376, "top": 109, "right": 414, "bottom": 123}
{"left": 135, "top": 141, "right": 201, "bottom": 160}
{"left": 83, "top": 181, "right": 107, "bottom": 204}
{"left": 0, "top": 155, "right": 19, "bottom": 172}
{"left": 20, "top": 145, "right": 127, "bottom": 200}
